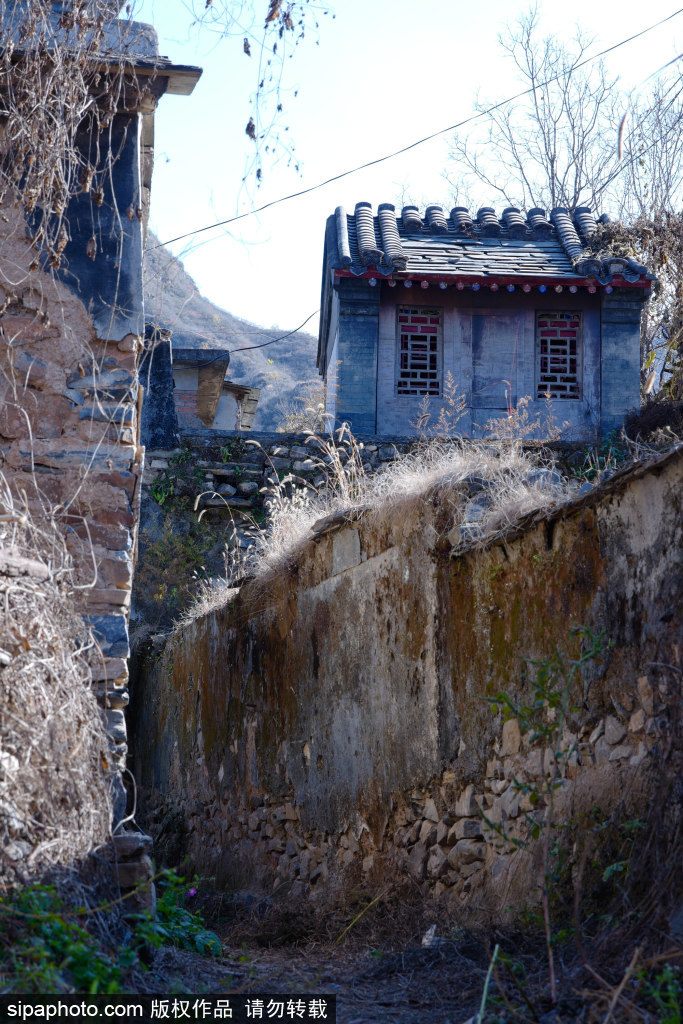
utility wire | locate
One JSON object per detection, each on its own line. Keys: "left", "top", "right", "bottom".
{"left": 148, "top": 7, "right": 683, "bottom": 252}
{"left": 230, "top": 309, "right": 319, "bottom": 351}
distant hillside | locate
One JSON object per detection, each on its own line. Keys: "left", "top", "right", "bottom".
{"left": 143, "top": 235, "right": 319, "bottom": 431}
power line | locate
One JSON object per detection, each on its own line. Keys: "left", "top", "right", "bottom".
{"left": 230, "top": 309, "right": 319, "bottom": 352}
{"left": 148, "top": 7, "right": 683, "bottom": 252}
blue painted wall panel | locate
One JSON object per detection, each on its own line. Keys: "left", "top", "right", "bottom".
{"left": 333, "top": 280, "right": 380, "bottom": 434}
{"left": 57, "top": 113, "right": 144, "bottom": 341}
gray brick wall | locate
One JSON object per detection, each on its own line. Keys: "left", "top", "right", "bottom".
{"left": 601, "top": 290, "right": 644, "bottom": 435}
{"left": 333, "top": 280, "right": 380, "bottom": 434}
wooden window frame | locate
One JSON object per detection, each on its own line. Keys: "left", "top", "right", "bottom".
{"left": 536, "top": 310, "right": 582, "bottom": 400}
{"left": 396, "top": 305, "right": 443, "bottom": 397}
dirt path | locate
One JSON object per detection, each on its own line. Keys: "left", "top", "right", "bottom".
{"left": 150, "top": 940, "right": 490, "bottom": 1023}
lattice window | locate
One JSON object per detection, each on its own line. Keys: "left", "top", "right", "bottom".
{"left": 397, "top": 307, "right": 442, "bottom": 396}
{"left": 536, "top": 311, "right": 582, "bottom": 399}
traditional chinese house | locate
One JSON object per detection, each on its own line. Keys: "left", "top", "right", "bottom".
{"left": 317, "top": 203, "right": 653, "bottom": 438}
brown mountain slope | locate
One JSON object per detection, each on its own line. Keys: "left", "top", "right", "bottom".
{"left": 143, "top": 235, "right": 319, "bottom": 431}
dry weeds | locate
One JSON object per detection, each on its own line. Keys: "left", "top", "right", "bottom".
{"left": 181, "top": 433, "right": 574, "bottom": 627}
{"left": 0, "top": 475, "right": 113, "bottom": 885}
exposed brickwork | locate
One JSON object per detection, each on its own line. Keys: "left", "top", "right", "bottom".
{"left": 174, "top": 389, "right": 200, "bottom": 426}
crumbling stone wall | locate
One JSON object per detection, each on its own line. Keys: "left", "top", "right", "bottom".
{"left": 133, "top": 431, "right": 410, "bottom": 628}
{"left": 0, "top": 204, "right": 141, "bottom": 796}
{"left": 131, "top": 444, "right": 682, "bottom": 915}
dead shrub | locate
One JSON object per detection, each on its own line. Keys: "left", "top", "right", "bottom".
{"left": 0, "top": 476, "right": 113, "bottom": 885}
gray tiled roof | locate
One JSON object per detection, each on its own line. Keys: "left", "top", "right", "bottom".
{"left": 326, "top": 203, "right": 650, "bottom": 285}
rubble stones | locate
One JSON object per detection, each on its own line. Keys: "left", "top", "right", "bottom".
{"left": 447, "top": 840, "right": 486, "bottom": 870}
{"left": 144, "top": 685, "right": 669, "bottom": 909}
{"left": 629, "top": 709, "right": 645, "bottom": 733}
{"left": 637, "top": 677, "right": 654, "bottom": 715}
{"left": 453, "top": 818, "right": 484, "bottom": 841}
{"left": 113, "top": 831, "right": 153, "bottom": 858}
{"left": 427, "top": 845, "right": 448, "bottom": 878}
{"left": 423, "top": 797, "right": 439, "bottom": 822}
{"left": 604, "top": 715, "right": 626, "bottom": 745}
{"left": 500, "top": 719, "right": 521, "bottom": 756}
{"left": 419, "top": 820, "right": 437, "bottom": 846}
{"left": 594, "top": 736, "right": 611, "bottom": 764}
{"left": 116, "top": 853, "right": 154, "bottom": 888}
{"left": 454, "top": 785, "right": 478, "bottom": 816}
{"left": 407, "top": 841, "right": 428, "bottom": 881}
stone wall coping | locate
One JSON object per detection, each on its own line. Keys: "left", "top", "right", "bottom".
{"left": 163, "top": 428, "right": 615, "bottom": 457}
{"left": 455, "top": 442, "right": 683, "bottom": 557}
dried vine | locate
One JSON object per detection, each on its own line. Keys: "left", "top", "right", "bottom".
{"left": 586, "top": 217, "right": 683, "bottom": 399}
{"left": 0, "top": 1, "right": 137, "bottom": 264}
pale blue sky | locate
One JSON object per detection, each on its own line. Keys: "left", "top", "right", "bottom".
{"left": 135, "top": 0, "right": 683, "bottom": 335}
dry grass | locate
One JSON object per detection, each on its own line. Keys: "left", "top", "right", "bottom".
{"left": 0, "top": 474, "right": 113, "bottom": 885}
{"left": 176, "top": 429, "right": 576, "bottom": 627}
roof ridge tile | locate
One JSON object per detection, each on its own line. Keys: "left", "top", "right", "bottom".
{"left": 354, "top": 201, "right": 383, "bottom": 267}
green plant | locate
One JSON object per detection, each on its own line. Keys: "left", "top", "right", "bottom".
{"left": 641, "top": 963, "right": 682, "bottom": 1024}
{"left": 220, "top": 438, "right": 247, "bottom": 462}
{"left": 172, "top": 446, "right": 194, "bottom": 466}
{"left": 151, "top": 448, "right": 204, "bottom": 508}
{"left": 134, "top": 522, "right": 213, "bottom": 627}
{"left": 0, "top": 871, "right": 223, "bottom": 994}
{"left": 572, "top": 430, "right": 630, "bottom": 483}
{"left": 0, "top": 884, "right": 129, "bottom": 994}
{"left": 131, "top": 870, "right": 221, "bottom": 959}
{"left": 151, "top": 477, "right": 172, "bottom": 506}
{"left": 485, "top": 626, "right": 608, "bottom": 1005}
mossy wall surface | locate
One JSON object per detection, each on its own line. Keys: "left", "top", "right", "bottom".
{"left": 131, "top": 446, "right": 683, "bottom": 907}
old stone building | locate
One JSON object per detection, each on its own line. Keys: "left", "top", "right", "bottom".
{"left": 0, "top": 1, "right": 200, "bottom": 805}
{"left": 317, "top": 203, "right": 653, "bottom": 438}
{"left": 139, "top": 328, "right": 260, "bottom": 451}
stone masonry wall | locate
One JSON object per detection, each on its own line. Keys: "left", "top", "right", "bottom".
{"left": 133, "top": 430, "right": 414, "bottom": 633}
{"left": 0, "top": 204, "right": 141, "bottom": 808}
{"left": 135, "top": 428, "right": 592, "bottom": 632}
{"left": 131, "top": 444, "right": 682, "bottom": 917}
{"left": 139, "top": 430, "right": 409, "bottom": 550}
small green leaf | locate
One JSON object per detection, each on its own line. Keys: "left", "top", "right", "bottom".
{"left": 602, "top": 861, "right": 626, "bottom": 882}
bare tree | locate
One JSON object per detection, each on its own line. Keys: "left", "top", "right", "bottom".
{"left": 445, "top": 5, "right": 624, "bottom": 213}
{"left": 445, "top": 5, "right": 683, "bottom": 404}
{"left": 619, "top": 75, "right": 683, "bottom": 220}
{"left": 0, "top": 0, "right": 331, "bottom": 254}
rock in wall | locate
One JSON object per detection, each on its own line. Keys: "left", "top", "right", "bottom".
{"left": 0, "top": 202, "right": 142, "bottom": 803}
{"left": 131, "top": 445, "right": 683, "bottom": 916}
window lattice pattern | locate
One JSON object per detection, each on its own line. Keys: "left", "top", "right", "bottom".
{"left": 537, "top": 312, "right": 581, "bottom": 399}
{"left": 397, "top": 307, "right": 441, "bottom": 395}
